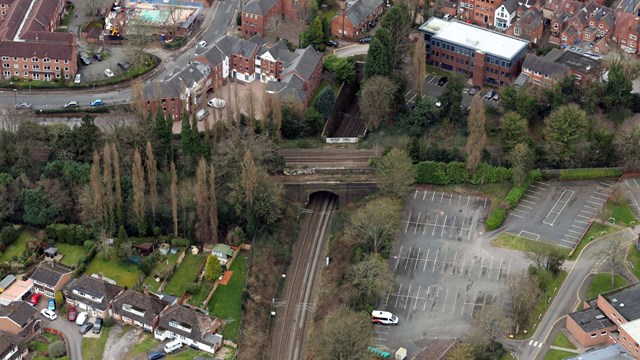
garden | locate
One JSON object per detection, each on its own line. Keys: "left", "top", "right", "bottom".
{"left": 29, "top": 332, "right": 67, "bottom": 360}
{"left": 162, "top": 252, "right": 207, "bottom": 297}
{"left": 84, "top": 249, "right": 143, "bottom": 289}
{"left": 142, "top": 251, "right": 181, "bottom": 293}
{"left": 208, "top": 252, "right": 248, "bottom": 341}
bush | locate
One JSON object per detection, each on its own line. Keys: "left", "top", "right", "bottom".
{"left": 186, "top": 283, "right": 200, "bottom": 295}
{"left": 45, "top": 224, "right": 92, "bottom": 245}
{"left": 171, "top": 238, "right": 190, "bottom": 247}
{"left": 415, "top": 161, "right": 512, "bottom": 185}
{"left": 48, "top": 341, "right": 66, "bottom": 358}
{"left": 505, "top": 184, "right": 528, "bottom": 208}
{"left": 486, "top": 208, "right": 507, "bottom": 231}
{"left": 83, "top": 240, "right": 95, "bottom": 252}
{"left": 103, "top": 317, "right": 114, "bottom": 328}
{"left": 558, "top": 168, "right": 623, "bottom": 180}
{"left": 0, "top": 226, "right": 19, "bottom": 246}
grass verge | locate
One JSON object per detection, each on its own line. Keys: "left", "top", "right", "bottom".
{"left": 208, "top": 252, "right": 248, "bottom": 342}
{"left": 84, "top": 251, "right": 143, "bottom": 288}
{"left": 607, "top": 201, "right": 638, "bottom": 226}
{"left": 81, "top": 326, "right": 111, "bottom": 360}
{"left": 570, "top": 223, "right": 616, "bottom": 260}
{"left": 56, "top": 243, "right": 86, "bottom": 267}
{"left": 163, "top": 253, "right": 206, "bottom": 296}
{"left": 0, "top": 231, "right": 32, "bottom": 263}
{"left": 626, "top": 244, "right": 640, "bottom": 280}
{"left": 551, "top": 331, "right": 576, "bottom": 349}
{"left": 491, "top": 233, "right": 570, "bottom": 257}
{"left": 128, "top": 332, "right": 156, "bottom": 358}
{"left": 543, "top": 349, "right": 575, "bottom": 360}
{"left": 586, "top": 273, "right": 628, "bottom": 299}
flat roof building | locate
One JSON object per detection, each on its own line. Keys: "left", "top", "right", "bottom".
{"left": 419, "top": 18, "right": 529, "bottom": 87}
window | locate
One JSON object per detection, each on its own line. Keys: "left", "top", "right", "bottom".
{"left": 13, "top": 64, "right": 17, "bottom": 68}
{"left": 14, "top": 71, "right": 18, "bottom": 76}
{"left": 631, "top": 34, "right": 638, "bottom": 40}
{"left": 55, "top": 66, "right": 59, "bottom": 71}
{"left": 31, "top": 57, "right": 38, "bottom": 62}
{"left": 553, "top": 23, "right": 558, "bottom": 29}
{"left": 23, "top": 64, "right": 27, "bottom": 69}
{"left": 601, "top": 332, "right": 607, "bottom": 336}
{"left": 43, "top": 58, "right": 50, "bottom": 63}
{"left": 591, "top": 333, "right": 597, "bottom": 338}
{"left": 32, "top": 65, "right": 39, "bottom": 70}
{"left": 514, "top": 27, "right": 520, "bottom": 35}
{"left": 1, "top": 56, "right": 7, "bottom": 61}
{"left": 2, "top": 71, "right": 9, "bottom": 78}
{"left": 23, "top": 72, "right": 28, "bottom": 77}
{"left": 1, "top": 64, "right": 7, "bottom": 68}
{"left": 599, "top": 24, "right": 603, "bottom": 28}
{"left": 585, "top": 33, "right": 590, "bottom": 39}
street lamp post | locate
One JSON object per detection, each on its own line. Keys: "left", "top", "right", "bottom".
{"left": 13, "top": 89, "right": 16, "bottom": 107}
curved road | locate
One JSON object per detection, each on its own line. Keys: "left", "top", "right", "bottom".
{"left": 502, "top": 228, "right": 638, "bottom": 360}
{"left": 0, "top": 0, "right": 240, "bottom": 109}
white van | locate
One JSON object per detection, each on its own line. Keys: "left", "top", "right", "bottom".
{"left": 196, "top": 108, "right": 209, "bottom": 121}
{"left": 371, "top": 310, "right": 399, "bottom": 325}
{"left": 443, "top": 14, "right": 452, "bottom": 20}
{"left": 163, "top": 339, "right": 183, "bottom": 353}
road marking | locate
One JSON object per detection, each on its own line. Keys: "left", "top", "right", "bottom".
{"left": 433, "top": 248, "right": 439, "bottom": 272}
{"left": 467, "top": 195, "right": 471, "bottom": 206}
{"left": 575, "top": 220, "right": 589, "bottom": 224}
{"left": 442, "top": 288, "right": 449, "bottom": 313}
{"left": 488, "top": 256, "right": 494, "bottom": 279}
{"left": 564, "top": 233, "right": 580, "bottom": 240}
{"left": 543, "top": 189, "right": 575, "bottom": 226}
{"left": 414, "top": 212, "right": 421, "bottom": 234}
{"left": 441, "top": 215, "right": 448, "bottom": 237}
{"left": 587, "top": 200, "right": 603, "bottom": 206}
{"left": 519, "top": 230, "right": 540, "bottom": 240}
{"left": 451, "top": 251, "right": 458, "bottom": 275}
{"left": 559, "top": 239, "right": 576, "bottom": 246}
{"left": 519, "top": 204, "right": 533, "bottom": 210}
{"left": 509, "top": 213, "right": 526, "bottom": 219}
{"left": 423, "top": 248, "right": 430, "bottom": 271}
{"left": 524, "top": 194, "right": 540, "bottom": 200}
{"left": 529, "top": 340, "right": 533, "bottom": 346}
{"left": 414, "top": 285, "right": 421, "bottom": 310}
{"left": 405, "top": 210, "right": 412, "bottom": 233}
{"left": 432, "top": 214, "right": 439, "bottom": 236}
{"left": 414, "top": 190, "right": 418, "bottom": 199}
{"left": 423, "top": 191, "right": 427, "bottom": 200}
{"left": 467, "top": 220, "right": 473, "bottom": 241}
{"left": 451, "top": 290, "right": 458, "bottom": 314}
{"left": 405, "top": 247, "right": 412, "bottom": 270}
{"left": 414, "top": 248, "right": 421, "bottom": 271}
{"left": 394, "top": 284, "right": 403, "bottom": 307}
{"left": 533, "top": 341, "right": 538, "bottom": 347}
{"left": 395, "top": 246, "right": 403, "bottom": 270}
{"left": 441, "top": 249, "right": 449, "bottom": 274}
{"left": 479, "top": 257, "right": 484, "bottom": 278}
{"left": 577, "top": 214, "right": 592, "bottom": 219}
{"left": 599, "top": 182, "right": 612, "bottom": 187}
{"left": 404, "top": 284, "right": 412, "bottom": 309}
{"left": 432, "top": 191, "right": 436, "bottom": 201}
{"left": 572, "top": 224, "right": 585, "bottom": 229}
{"left": 521, "top": 199, "right": 536, "bottom": 204}
{"left": 440, "top": 192, "right": 444, "bottom": 202}
{"left": 424, "top": 286, "right": 431, "bottom": 311}
{"left": 568, "top": 229, "right": 582, "bottom": 234}
{"left": 512, "top": 208, "right": 530, "bottom": 215}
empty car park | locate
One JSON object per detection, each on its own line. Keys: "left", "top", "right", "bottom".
{"left": 377, "top": 189, "right": 529, "bottom": 353}
{"left": 502, "top": 180, "right": 616, "bottom": 248}
{"left": 623, "top": 177, "right": 640, "bottom": 219}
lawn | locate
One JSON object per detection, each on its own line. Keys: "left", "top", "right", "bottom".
{"left": 190, "top": 279, "right": 214, "bottom": 307}
{"left": 543, "top": 349, "right": 575, "bottom": 360}
{"left": 82, "top": 326, "right": 111, "bottom": 360}
{"left": 606, "top": 201, "right": 638, "bottom": 226}
{"left": 143, "top": 252, "right": 180, "bottom": 292}
{"left": 56, "top": 243, "right": 86, "bottom": 267}
{"left": 128, "top": 332, "right": 157, "bottom": 358}
{"left": 208, "top": 252, "right": 248, "bottom": 342}
{"left": 0, "top": 231, "right": 32, "bottom": 263}
{"left": 165, "top": 349, "right": 216, "bottom": 359}
{"left": 491, "top": 233, "right": 570, "bottom": 258}
{"left": 310, "top": 78, "right": 342, "bottom": 107}
{"left": 426, "top": 64, "right": 450, "bottom": 77}
{"left": 569, "top": 223, "right": 615, "bottom": 259}
{"left": 627, "top": 244, "right": 640, "bottom": 280}
{"left": 163, "top": 253, "right": 207, "bottom": 296}
{"left": 551, "top": 331, "right": 576, "bottom": 349}
{"left": 586, "top": 273, "right": 628, "bottom": 299}
{"left": 84, "top": 251, "right": 143, "bottom": 288}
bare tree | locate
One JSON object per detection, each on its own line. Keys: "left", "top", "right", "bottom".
{"left": 376, "top": 148, "right": 416, "bottom": 198}
{"left": 170, "top": 161, "right": 179, "bottom": 238}
{"left": 468, "top": 304, "right": 511, "bottom": 352}
{"left": 125, "top": 22, "right": 152, "bottom": 66}
{"left": 601, "top": 239, "right": 627, "bottom": 286}
{"left": 89, "top": 151, "right": 104, "bottom": 224}
{"left": 296, "top": 0, "right": 315, "bottom": 23}
{"left": 307, "top": 307, "right": 373, "bottom": 360}
{"left": 266, "top": 15, "right": 283, "bottom": 36}
{"left": 145, "top": 141, "right": 158, "bottom": 224}
{"left": 359, "top": 76, "right": 398, "bottom": 129}
{"left": 166, "top": 7, "right": 184, "bottom": 39}
{"left": 244, "top": 90, "right": 257, "bottom": 132}
{"left": 411, "top": 39, "right": 426, "bottom": 94}
{"left": 271, "top": 96, "right": 283, "bottom": 142}
{"left": 348, "top": 197, "right": 401, "bottom": 255}
{"left": 505, "top": 271, "right": 540, "bottom": 334}
{"left": 446, "top": 343, "right": 475, "bottom": 360}
{"left": 85, "top": 0, "right": 101, "bottom": 18}
{"left": 466, "top": 97, "right": 487, "bottom": 173}
{"left": 241, "top": 150, "right": 258, "bottom": 206}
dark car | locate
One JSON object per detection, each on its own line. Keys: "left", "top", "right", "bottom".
{"left": 369, "top": 20, "right": 377, "bottom": 27}
{"left": 93, "top": 54, "right": 103, "bottom": 61}
{"left": 92, "top": 318, "right": 103, "bottom": 334}
{"left": 325, "top": 40, "right": 338, "bottom": 47}
{"left": 117, "top": 62, "right": 130, "bottom": 70}
{"left": 80, "top": 322, "right": 93, "bottom": 334}
{"left": 358, "top": 36, "right": 371, "bottom": 44}
{"left": 148, "top": 351, "right": 166, "bottom": 360}
{"left": 437, "top": 76, "right": 448, "bottom": 86}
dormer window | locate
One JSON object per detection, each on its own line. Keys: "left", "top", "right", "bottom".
{"left": 122, "top": 304, "right": 146, "bottom": 317}
{"left": 169, "top": 320, "right": 192, "bottom": 333}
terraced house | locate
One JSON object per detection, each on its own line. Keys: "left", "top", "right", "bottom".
{"left": 0, "top": 0, "right": 77, "bottom": 81}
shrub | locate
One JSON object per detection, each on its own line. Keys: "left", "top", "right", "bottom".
{"left": 0, "top": 226, "right": 19, "bottom": 246}
{"left": 48, "top": 341, "right": 66, "bottom": 358}
{"left": 558, "top": 168, "right": 623, "bottom": 180}
{"left": 415, "top": 161, "right": 512, "bottom": 185}
{"left": 171, "top": 238, "right": 190, "bottom": 247}
{"left": 186, "top": 283, "right": 200, "bottom": 295}
{"left": 505, "top": 185, "right": 528, "bottom": 208}
{"left": 83, "top": 240, "right": 95, "bottom": 252}
{"left": 486, "top": 208, "right": 507, "bottom": 231}
{"left": 103, "top": 317, "right": 114, "bottom": 328}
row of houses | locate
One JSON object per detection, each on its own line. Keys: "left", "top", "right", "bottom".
{"left": 0, "top": 261, "right": 223, "bottom": 360}
{"left": 142, "top": 34, "right": 323, "bottom": 121}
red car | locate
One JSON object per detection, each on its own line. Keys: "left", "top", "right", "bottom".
{"left": 68, "top": 307, "right": 77, "bottom": 322}
{"left": 30, "top": 293, "right": 41, "bottom": 306}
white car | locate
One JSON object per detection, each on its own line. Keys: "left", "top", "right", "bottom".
{"left": 371, "top": 310, "right": 398, "bottom": 325}
{"left": 198, "top": 40, "right": 207, "bottom": 48}
{"left": 207, "top": 98, "right": 225, "bottom": 108}
{"left": 75, "top": 311, "right": 88, "bottom": 325}
{"left": 40, "top": 309, "right": 57, "bottom": 321}
{"left": 104, "top": 69, "right": 114, "bottom": 78}
{"left": 74, "top": 74, "right": 82, "bottom": 84}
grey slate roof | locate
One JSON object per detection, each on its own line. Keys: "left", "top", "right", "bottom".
{"left": 63, "top": 275, "right": 123, "bottom": 312}
{"left": 0, "top": 332, "right": 22, "bottom": 360}
{"left": 112, "top": 289, "right": 168, "bottom": 326}
{"left": 266, "top": 46, "right": 322, "bottom": 102}
{"left": 216, "top": 36, "right": 259, "bottom": 57}
{"left": 503, "top": 0, "right": 519, "bottom": 14}
{"left": 157, "top": 305, "right": 222, "bottom": 346}
{"left": 201, "top": 46, "right": 227, "bottom": 68}
{"left": 522, "top": 54, "right": 569, "bottom": 79}
{"left": 243, "top": 0, "right": 279, "bottom": 16}
{"left": 144, "top": 62, "right": 210, "bottom": 100}
{"left": 0, "top": 275, "right": 16, "bottom": 290}
{"left": 30, "top": 262, "right": 72, "bottom": 287}
{"left": 0, "top": 301, "right": 36, "bottom": 329}
{"left": 345, "top": 0, "right": 384, "bottom": 26}
{"left": 569, "top": 306, "right": 616, "bottom": 332}
{"left": 604, "top": 284, "right": 640, "bottom": 321}
{"left": 284, "top": 46, "right": 322, "bottom": 80}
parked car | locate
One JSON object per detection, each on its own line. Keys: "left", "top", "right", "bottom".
{"left": 198, "top": 40, "right": 207, "bottom": 48}
{"left": 80, "top": 322, "right": 93, "bottom": 334}
{"left": 207, "top": 98, "right": 226, "bottom": 108}
{"left": 492, "top": 93, "right": 500, "bottom": 101}
{"left": 468, "top": 88, "right": 476, "bottom": 96}
{"left": 483, "top": 89, "right": 495, "bottom": 100}
{"left": 325, "top": 40, "right": 338, "bottom": 47}
{"left": 358, "top": 36, "right": 371, "bottom": 44}
{"left": 64, "top": 101, "right": 79, "bottom": 109}
{"left": 93, "top": 53, "right": 103, "bottom": 61}
{"left": 163, "top": 339, "right": 182, "bottom": 353}
{"left": 148, "top": 351, "right": 166, "bottom": 360}
{"left": 75, "top": 311, "right": 88, "bottom": 326}
{"left": 80, "top": 56, "right": 91, "bottom": 65}
{"left": 15, "top": 102, "right": 32, "bottom": 109}
{"left": 68, "top": 307, "right": 77, "bottom": 322}
{"left": 437, "top": 76, "right": 448, "bottom": 86}
{"left": 117, "top": 62, "right": 130, "bottom": 70}
{"left": 30, "top": 293, "right": 41, "bottom": 305}
{"left": 48, "top": 298, "right": 56, "bottom": 311}
{"left": 371, "top": 310, "right": 399, "bottom": 325}
{"left": 92, "top": 318, "right": 103, "bottom": 334}
{"left": 74, "top": 74, "right": 82, "bottom": 84}
{"left": 90, "top": 99, "right": 104, "bottom": 107}
{"left": 40, "top": 309, "right": 57, "bottom": 321}
{"left": 104, "top": 69, "right": 114, "bottom": 78}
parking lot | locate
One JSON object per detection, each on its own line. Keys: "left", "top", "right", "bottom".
{"left": 502, "top": 180, "right": 616, "bottom": 248}
{"left": 404, "top": 73, "right": 502, "bottom": 109}
{"left": 378, "top": 189, "right": 529, "bottom": 352}
{"left": 623, "top": 177, "right": 640, "bottom": 219}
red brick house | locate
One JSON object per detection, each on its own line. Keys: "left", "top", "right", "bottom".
{"left": 612, "top": 11, "right": 640, "bottom": 55}
{"left": 331, "top": 0, "right": 386, "bottom": 39}
{"left": 241, "top": 0, "right": 281, "bottom": 37}
{"left": 266, "top": 45, "right": 323, "bottom": 107}
{"left": 506, "top": 7, "right": 544, "bottom": 44}
{"left": 520, "top": 53, "right": 569, "bottom": 87}
{"left": 519, "top": 48, "right": 602, "bottom": 87}
{"left": 0, "top": 301, "right": 39, "bottom": 338}
{"left": 0, "top": 0, "right": 77, "bottom": 82}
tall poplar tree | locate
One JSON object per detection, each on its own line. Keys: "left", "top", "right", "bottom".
{"left": 132, "top": 149, "right": 146, "bottom": 235}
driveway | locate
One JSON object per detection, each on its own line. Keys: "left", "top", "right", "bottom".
{"left": 43, "top": 314, "right": 83, "bottom": 360}
{"left": 333, "top": 44, "right": 369, "bottom": 58}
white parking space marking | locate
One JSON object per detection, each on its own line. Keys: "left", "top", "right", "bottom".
{"left": 543, "top": 189, "right": 575, "bottom": 226}
{"left": 521, "top": 199, "right": 536, "bottom": 204}
{"left": 524, "top": 194, "right": 540, "bottom": 200}
{"left": 519, "top": 230, "right": 540, "bottom": 240}
{"left": 509, "top": 212, "right": 526, "bottom": 219}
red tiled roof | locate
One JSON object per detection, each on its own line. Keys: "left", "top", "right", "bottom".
{"left": 614, "top": 11, "right": 640, "bottom": 41}
{"left": 26, "top": 0, "right": 61, "bottom": 33}
{"left": 0, "top": 40, "right": 75, "bottom": 60}
{"left": 0, "top": 0, "right": 31, "bottom": 40}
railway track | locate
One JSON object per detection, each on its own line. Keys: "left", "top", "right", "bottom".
{"left": 270, "top": 192, "right": 336, "bottom": 360}
{"left": 278, "top": 149, "right": 379, "bottom": 166}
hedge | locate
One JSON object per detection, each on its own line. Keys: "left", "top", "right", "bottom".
{"left": 486, "top": 208, "right": 507, "bottom": 231}
{"left": 45, "top": 224, "right": 93, "bottom": 245}
{"left": 415, "top": 161, "right": 512, "bottom": 185}
{"left": 0, "top": 226, "right": 19, "bottom": 246}
{"left": 558, "top": 168, "right": 624, "bottom": 181}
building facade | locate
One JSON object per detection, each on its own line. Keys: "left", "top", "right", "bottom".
{"left": 419, "top": 18, "right": 529, "bottom": 86}
{"left": 331, "top": 0, "right": 385, "bottom": 39}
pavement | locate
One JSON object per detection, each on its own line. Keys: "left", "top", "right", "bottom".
{"left": 502, "top": 228, "right": 640, "bottom": 360}
{"left": 333, "top": 44, "right": 369, "bottom": 58}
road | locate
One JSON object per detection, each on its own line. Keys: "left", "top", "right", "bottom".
{"left": 269, "top": 193, "right": 336, "bottom": 360}
{"left": 616, "top": 0, "right": 640, "bottom": 15}
{"left": 0, "top": 0, "right": 240, "bottom": 109}
{"left": 503, "top": 228, "right": 638, "bottom": 360}
{"left": 333, "top": 44, "right": 370, "bottom": 58}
